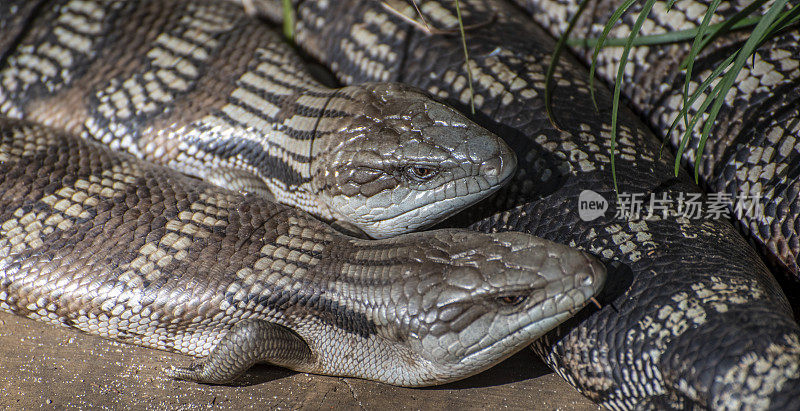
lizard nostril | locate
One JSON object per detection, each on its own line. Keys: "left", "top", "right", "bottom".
{"left": 479, "top": 158, "right": 501, "bottom": 177}
{"left": 478, "top": 143, "right": 516, "bottom": 182}
{"left": 576, "top": 272, "right": 594, "bottom": 288}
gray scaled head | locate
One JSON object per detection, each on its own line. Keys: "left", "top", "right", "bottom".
{"left": 362, "top": 230, "right": 606, "bottom": 386}
{"left": 311, "top": 83, "right": 516, "bottom": 239}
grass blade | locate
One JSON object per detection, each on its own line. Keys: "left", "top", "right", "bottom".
{"left": 281, "top": 0, "right": 295, "bottom": 41}
{"left": 766, "top": 3, "right": 800, "bottom": 34}
{"left": 566, "top": 17, "right": 759, "bottom": 48}
{"left": 680, "top": 0, "right": 722, "bottom": 134}
{"left": 588, "top": 0, "right": 637, "bottom": 111}
{"left": 672, "top": 68, "right": 729, "bottom": 176}
{"left": 692, "top": 0, "right": 788, "bottom": 182}
{"left": 669, "top": 52, "right": 735, "bottom": 175}
{"left": 685, "top": 0, "right": 768, "bottom": 66}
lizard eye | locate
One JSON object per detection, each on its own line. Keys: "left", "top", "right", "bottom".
{"left": 405, "top": 166, "right": 437, "bottom": 181}
{"left": 497, "top": 295, "right": 527, "bottom": 306}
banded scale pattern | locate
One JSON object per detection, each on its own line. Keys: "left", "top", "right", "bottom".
{"left": 0, "top": 118, "right": 605, "bottom": 386}
{"left": 0, "top": 0, "right": 517, "bottom": 239}
{"left": 513, "top": 0, "right": 800, "bottom": 277}
{"left": 252, "top": 0, "right": 800, "bottom": 408}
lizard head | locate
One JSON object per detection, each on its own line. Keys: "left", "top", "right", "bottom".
{"left": 311, "top": 83, "right": 516, "bottom": 239}
{"left": 315, "top": 230, "right": 606, "bottom": 386}
{"left": 392, "top": 230, "right": 606, "bottom": 386}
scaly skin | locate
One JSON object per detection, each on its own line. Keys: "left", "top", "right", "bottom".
{"left": 0, "top": 118, "right": 604, "bottom": 387}
{"left": 0, "top": 0, "right": 517, "bottom": 239}
{"left": 251, "top": 0, "right": 800, "bottom": 408}
{"left": 513, "top": 0, "right": 800, "bottom": 278}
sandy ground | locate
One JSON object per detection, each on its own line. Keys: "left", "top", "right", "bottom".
{"left": 0, "top": 312, "right": 600, "bottom": 410}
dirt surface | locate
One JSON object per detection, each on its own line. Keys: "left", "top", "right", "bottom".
{"left": 0, "top": 312, "right": 599, "bottom": 410}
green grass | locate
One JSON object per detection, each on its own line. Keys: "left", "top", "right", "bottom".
{"left": 287, "top": 1, "right": 798, "bottom": 190}
{"left": 282, "top": 0, "right": 295, "bottom": 41}
{"left": 547, "top": 0, "right": 800, "bottom": 188}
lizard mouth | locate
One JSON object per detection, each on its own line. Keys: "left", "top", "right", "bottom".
{"left": 358, "top": 171, "right": 512, "bottom": 239}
